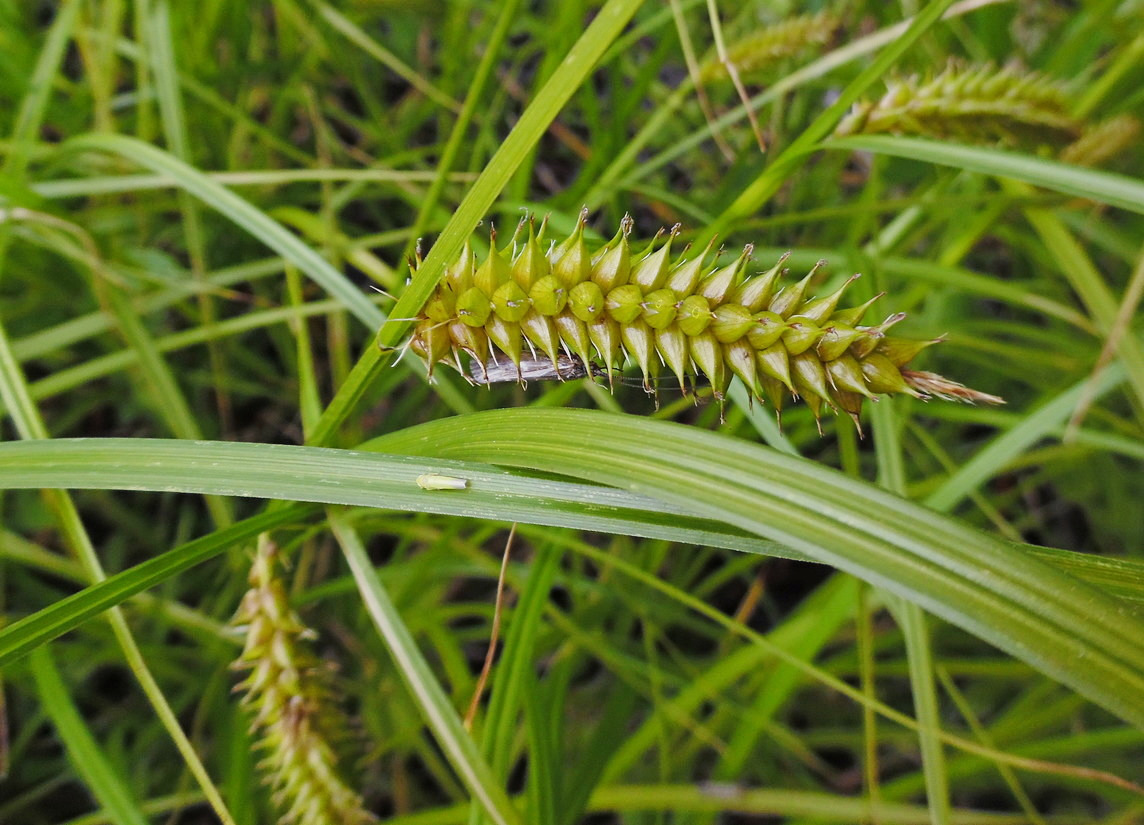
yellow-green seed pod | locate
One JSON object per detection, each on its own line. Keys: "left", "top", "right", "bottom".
{"left": 795, "top": 375, "right": 826, "bottom": 427}
{"left": 676, "top": 294, "right": 713, "bottom": 336}
{"left": 791, "top": 351, "right": 835, "bottom": 406}
{"left": 529, "top": 275, "right": 568, "bottom": 316}
{"left": 512, "top": 220, "right": 550, "bottom": 291}
{"left": 877, "top": 335, "right": 943, "bottom": 367}
{"left": 630, "top": 226, "right": 679, "bottom": 290}
{"left": 780, "top": 317, "right": 825, "bottom": 355}
{"left": 641, "top": 287, "right": 678, "bottom": 330}
{"left": 666, "top": 237, "right": 716, "bottom": 296}
{"left": 588, "top": 316, "right": 622, "bottom": 381}
{"left": 798, "top": 272, "right": 859, "bottom": 323}
{"left": 415, "top": 320, "right": 451, "bottom": 370}
{"left": 728, "top": 252, "right": 788, "bottom": 312}
{"left": 492, "top": 280, "right": 530, "bottom": 323}
{"left": 444, "top": 239, "right": 477, "bottom": 293}
{"left": 606, "top": 283, "right": 644, "bottom": 325}
{"left": 825, "top": 354, "right": 875, "bottom": 397}
{"left": 555, "top": 314, "right": 593, "bottom": 366}
{"left": 834, "top": 388, "right": 865, "bottom": 432}
{"left": 520, "top": 311, "right": 561, "bottom": 366}
{"left": 620, "top": 319, "right": 656, "bottom": 389}
{"left": 568, "top": 280, "right": 605, "bottom": 323}
{"left": 860, "top": 352, "right": 919, "bottom": 396}
{"left": 473, "top": 237, "right": 511, "bottom": 295}
{"left": 457, "top": 286, "right": 492, "bottom": 327}
{"left": 486, "top": 315, "right": 523, "bottom": 374}
{"left": 852, "top": 313, "right": 906, "bottom": 358}
{"left": 757, "top": 342, "right": 794, "bottom": 391}
{"left": 710, "top": 303, "right": 754, "bottom": 343}
{"left": 746, "top": 311, "right": 786, "bottom": 350}
{"left": 760, "top": 374, "right": 786, "bottom": 415}
{"left": 591, "top": 218, "right": 632, "bottom": 292}
{"left": 689, "top": 332, "right": 727, "bottom": 398}
{"left": 768, "top": 261, "right": 823, "bottom": 318}
{"left": 724, "top": 338, "right": 759, "bottom": 395}
{"left": 450, "top": 320, "right": 489, "bottom": 368}
{"left": 698, "top": 244, "right": 753, "bottom": 304}
{"left": 656, "top": 325, "right": 691, "bottom": 389}
{"left": 551, "top": 211, "right": 592, "bottom": 287}
{"left": 832, "top": 293, "right": 882, "bottom": 326}
{"left": 424, "top": 294, "right": 453, "bottom": 323}
{"left": 816, "top": 323, "right": 865, "bottom": 361}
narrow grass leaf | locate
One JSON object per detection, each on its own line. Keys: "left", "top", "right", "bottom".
{"left": 827, "top": 135, "right": 1144, "bottom": 215}
{"left": 60, "top": 133, "right": 385, "bottom": 328}
{"left": 30, "top": 646, "right": 150, "bottom": 825}
{"left": 0, "top": 506, "right": 315, "bottom": 668}
{"left": 328, "top": 512, "right": 525, "bottom": 825}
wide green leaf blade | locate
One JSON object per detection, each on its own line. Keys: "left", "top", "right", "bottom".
{"left": 377, "top": 408, "right": 1144, "bottom": 730}
{"left": 2, "top": 422, "right": 1142, "bottom": 730}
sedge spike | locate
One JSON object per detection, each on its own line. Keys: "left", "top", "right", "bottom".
{"left": 396, "top": 217, "right": 1003, "bottom": 430}
{"left": 232, "top": 537, "right": 374, "bottom": 825}
{"left": 698, "top": 12, "right": 840, "bottom": 82}
{"left": 835, "top": 61, "right": 1082, "bottom": 147}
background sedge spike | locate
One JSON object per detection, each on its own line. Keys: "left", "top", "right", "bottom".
{"left": 393, "top": 216, "right": 1003, "bottom": 430}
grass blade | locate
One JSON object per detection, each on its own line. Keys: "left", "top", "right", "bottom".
{"left": 60, "top": 133, "right": 385, "bottom": 328}
{"left": 826, "top": 135, "right": 1144, "bottom": 215}
{"left": 329, "top": 512, "right": 525, "bottom": 825}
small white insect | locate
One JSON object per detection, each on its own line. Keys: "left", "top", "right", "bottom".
{"left": 469, "top": 353, "right": 594, "bottom": 385}
{"left": 415, "top": 473, "right": 470, "bottom": 491}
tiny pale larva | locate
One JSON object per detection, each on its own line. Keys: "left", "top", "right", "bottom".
{"left": 470, "top": 352, "right": 594, "bottom": 384}
{"left": 416, "top": 473, "right": 470, "bottom": 491}
{"left": 396, "top": 210, "right": 1003, "bottom": 431}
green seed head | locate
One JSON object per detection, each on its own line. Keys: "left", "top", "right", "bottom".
{"left": 512, "top": 219, "right": 550, "bottom": 291}
{"left": 402, "top": 216, "right": 1001, "bottom": 432}
{"left": 591, "top": 216, "right": 632, "bottom": 292}
{"left": 551, "top": 209, "right": 592, "bottom": 287}
{"left": 630, "top": 225, "right": 679, "bottom": 290}
{"left": 473, "top": 234, "right": 511, "bottom": 295}
{"left": 710, "top": 303, "right": 755, "bottom": 343}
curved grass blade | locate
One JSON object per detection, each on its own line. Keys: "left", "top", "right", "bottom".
{"left": 826, "top": 135, "right": 1144, "bottom": 215}
{"left": 2, "top": 427, "right": 1142, "bottom": 729}
{"left": 329, "top": 512, "right": 525, "bottom": 825}
{"left": 377, "top": 408, "right": 1144, "bottom": 731}
{"left": 59, "top": 133, "right": 385, "bottom": 328}
{"left": 30, "top": 646, "right": 150, "bottom": 825}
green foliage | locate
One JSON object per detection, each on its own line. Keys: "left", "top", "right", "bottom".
{"left": 1, "top": 2, "right": 1142, "bottom": 824}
